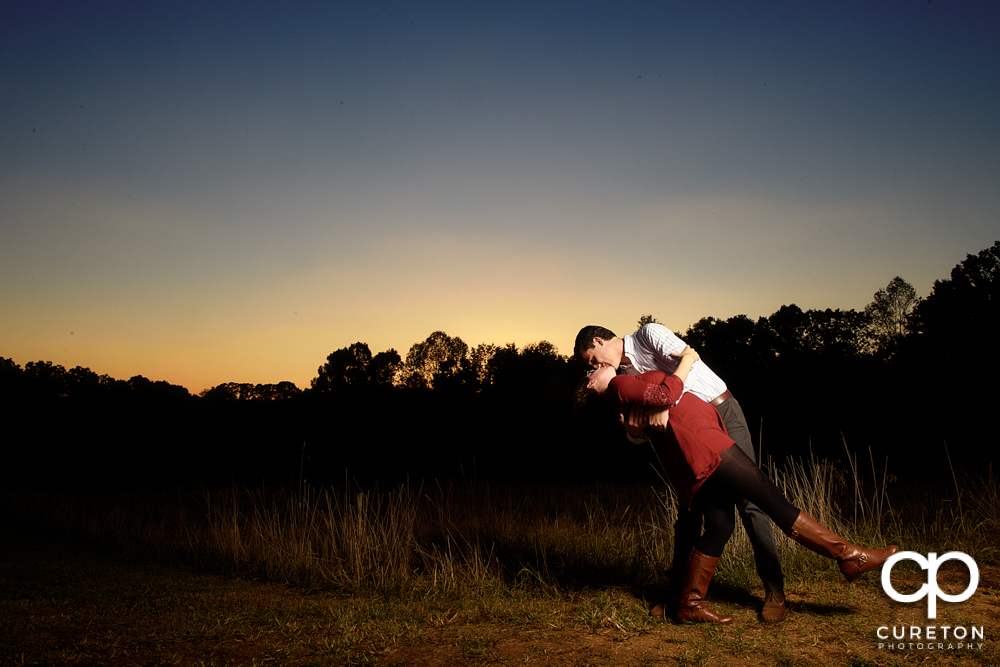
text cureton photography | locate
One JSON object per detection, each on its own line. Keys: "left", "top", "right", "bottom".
{"left": 877, "top": 625, "right": 985, "bottom": 652}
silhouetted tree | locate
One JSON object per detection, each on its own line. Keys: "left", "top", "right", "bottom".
{"left": 637, "top": 314, "right": 661, "bottom": 329}
{"left": 200, "top": 382, "right": 241, "bottom": 401}
{"left": 683, "top": 314, "right": 766, "bottom": 388}
{"left": 0, "top": 357, "right": 25, "bottom": 404}
{"left": 686, "top": 308, "right": 870, "bottom": 368}
{"left": 312, "top": 342, "right": 374, "bottom": 391}
{"left": 202, "top": 380, "right": 302, "bottom": 401}
{"left": 126, "top": 375, "right": 190, "bottom": 400}
{"left": 65, "top": 366, "right": 101, "bottom": 393}
{"left": 401, "top": 331, "right": 471, "bottom": 389}
{"left": 913, "top": 241, "right": 1000, "bottom": 349}
{"left": 203, "top": 382, "right": 253, "bottom": 401}
{"left": 910, "top": 240, "right": 1000, "bottom": 405}
{"left": 761, "top": 304, "right": 811, "bottom": 360}
{"left": 865, "top": 276, "right": 919, "bottom": 349}
{"left": 468, "top": 343, "right": 499, "bottom": 386}
{"left": 23, "top": 360, "right": 69, "bottom": 397}
{"left": 0, "top": 357, "right": 23, "bottom": 383}
{"left": 369, "top": 349, "right": 402, "bottom": 387}
{"left": 522, "top": 340, "right": 560, "bottom": 359}
{"left": 803, "top": 308, "right": 872, "bottom": 358}
{"left": 517, "top": 341, "right": 572, "bottom": 406}
{"left": 684, "top": 315, "right": 755, "bottom": 357}
{"left": 484, "top": 343, "right": 520, "bottom": 387}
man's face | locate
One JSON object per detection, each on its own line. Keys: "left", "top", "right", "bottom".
{"left": 579, "top": 338, "right": 619, "bottom": 370}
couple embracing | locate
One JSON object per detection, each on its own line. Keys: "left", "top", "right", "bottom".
{"left": 573, "top": 322, "right": 897, "bottom": 625}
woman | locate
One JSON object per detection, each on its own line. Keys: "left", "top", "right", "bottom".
{"left": 577, "top": 346, "right": 898, "bottom": 624}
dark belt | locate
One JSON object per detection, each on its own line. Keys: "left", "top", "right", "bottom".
{"left": 709, "top": 390, "right": 732, "bottom": 407}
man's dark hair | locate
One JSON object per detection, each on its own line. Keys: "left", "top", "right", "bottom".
{"left": 574, "top": 325, "right": 617, "bottom": 358}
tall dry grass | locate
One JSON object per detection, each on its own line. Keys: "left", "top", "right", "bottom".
{"left": 4, "top": 451, "right": 997, "bottom": 595}
{"left": 717, "top": 440, "right": 901, "bottom": 588}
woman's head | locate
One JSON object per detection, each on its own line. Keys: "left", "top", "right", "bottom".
{"left": 571, "top": 365, "right": 616, "bottom": 414}
{"left": 586, "top": 365, "right": 616, "bottom": 393}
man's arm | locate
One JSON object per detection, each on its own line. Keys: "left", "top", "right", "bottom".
{"left": 641, "top": 323, "right": 688, "bottom": 359}
{"left": 632, "top": 323, "right": 688, "bottom": 376}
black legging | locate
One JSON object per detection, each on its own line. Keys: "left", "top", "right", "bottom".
{"left": 691, "top": 445, "right": 800, "bottom": 565}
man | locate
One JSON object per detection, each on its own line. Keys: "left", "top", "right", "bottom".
{"left": 575, "top": 322, "right": 787, "bottom": 623}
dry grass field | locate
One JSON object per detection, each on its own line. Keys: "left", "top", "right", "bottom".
{"left": 2, "top": 456, "right": 998, "bottom": 666}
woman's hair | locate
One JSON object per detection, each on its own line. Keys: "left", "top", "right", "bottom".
{"left": 572, "top": 372, "right": 606, "bottom": 416}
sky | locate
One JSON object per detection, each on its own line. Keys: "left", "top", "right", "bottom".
{"left": 2, "top": 1, "right": 998, "bottom": 393}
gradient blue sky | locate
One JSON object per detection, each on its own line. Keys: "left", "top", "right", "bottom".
{"left": 2, "top": 1, "right": 998, "bottom": 392}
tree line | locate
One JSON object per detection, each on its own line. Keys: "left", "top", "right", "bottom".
{"left": 3, "top": 241, "right": 997, "bottom": 488}
{"left": 678, "top": 241, "right": 999, "bottom": 478}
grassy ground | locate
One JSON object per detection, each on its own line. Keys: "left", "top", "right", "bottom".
{"left": 3, "top": 525, "right": 997, "bottom": 667}
{"left": 3, "top": 458, "right": 998, "bottom": 666}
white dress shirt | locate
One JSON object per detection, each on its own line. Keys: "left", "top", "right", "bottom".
{"left": 621, "top": 323, "right": 728, "bottom": 404}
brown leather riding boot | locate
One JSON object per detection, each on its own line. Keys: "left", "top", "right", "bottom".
{"left": 675, "top": 549, "right": 734, "bottom": 624}
{"left": 788, "top": 512, "right": 898, "bottom": 582}
{"left": 760, "top": 591, "right": 787, "bottom": 623}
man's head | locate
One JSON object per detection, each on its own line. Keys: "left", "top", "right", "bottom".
{"left": 574, "top": 325, "right": 623, "bottom": 369}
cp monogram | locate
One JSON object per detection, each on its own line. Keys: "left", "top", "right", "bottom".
{"left": 881, "top": 551, "right": 979, "bottom": 618}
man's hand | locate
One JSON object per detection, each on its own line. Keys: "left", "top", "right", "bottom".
{"left": 645, "top": 405, "right": 671, "bottom": 432}
{"left": 620, "top": 406, "right": 648, "bottom": 438}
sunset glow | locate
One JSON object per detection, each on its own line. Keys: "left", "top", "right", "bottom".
{"left": 3, "top": 1, "right": 998, "bottom": 392}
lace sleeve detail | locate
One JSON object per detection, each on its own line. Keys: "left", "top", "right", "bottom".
{"left": 642, "top": 384, "right": 674, "bottom": 406}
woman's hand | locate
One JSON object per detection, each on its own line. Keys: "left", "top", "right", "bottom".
{"left": 645, "top": 405, "right": 670, "bottom": 432}
{"left": 669, "top": 345, "right": 700, "bottom": 362}
{"left": 620, "top": 405, "right": 670, "bottom": 434}
{"left": 621, "top": 406, "right": 648, "bottom": 437}
{"left": 668, "top": 345, "right": 699, "bottom": 384}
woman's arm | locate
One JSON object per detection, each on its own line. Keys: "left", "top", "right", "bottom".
{"left": 669, "top": 345, "right": 700, "bottom": 385}
{"left": 608, "top": 371, "right": 680, "bottom": 411}
{"left": 644, "top": 346, "right": 699, "bottom": 432}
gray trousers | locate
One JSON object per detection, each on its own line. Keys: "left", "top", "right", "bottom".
{"left": 672, "top": 395, "right": 785, "bottom": 592}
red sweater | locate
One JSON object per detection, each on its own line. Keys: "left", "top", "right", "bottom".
{"left": 606, "top": 370, "right": 734, "bottom": 508}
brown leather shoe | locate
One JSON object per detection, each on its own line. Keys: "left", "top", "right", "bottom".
{"left": 760, "top": 591, "right": 787, "bottom": 623}
{"left": 788, "top": 512, "right": 898, "bottom": 582}
{"left": 675, "top": 549, "right": 733, "bottom": 624}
